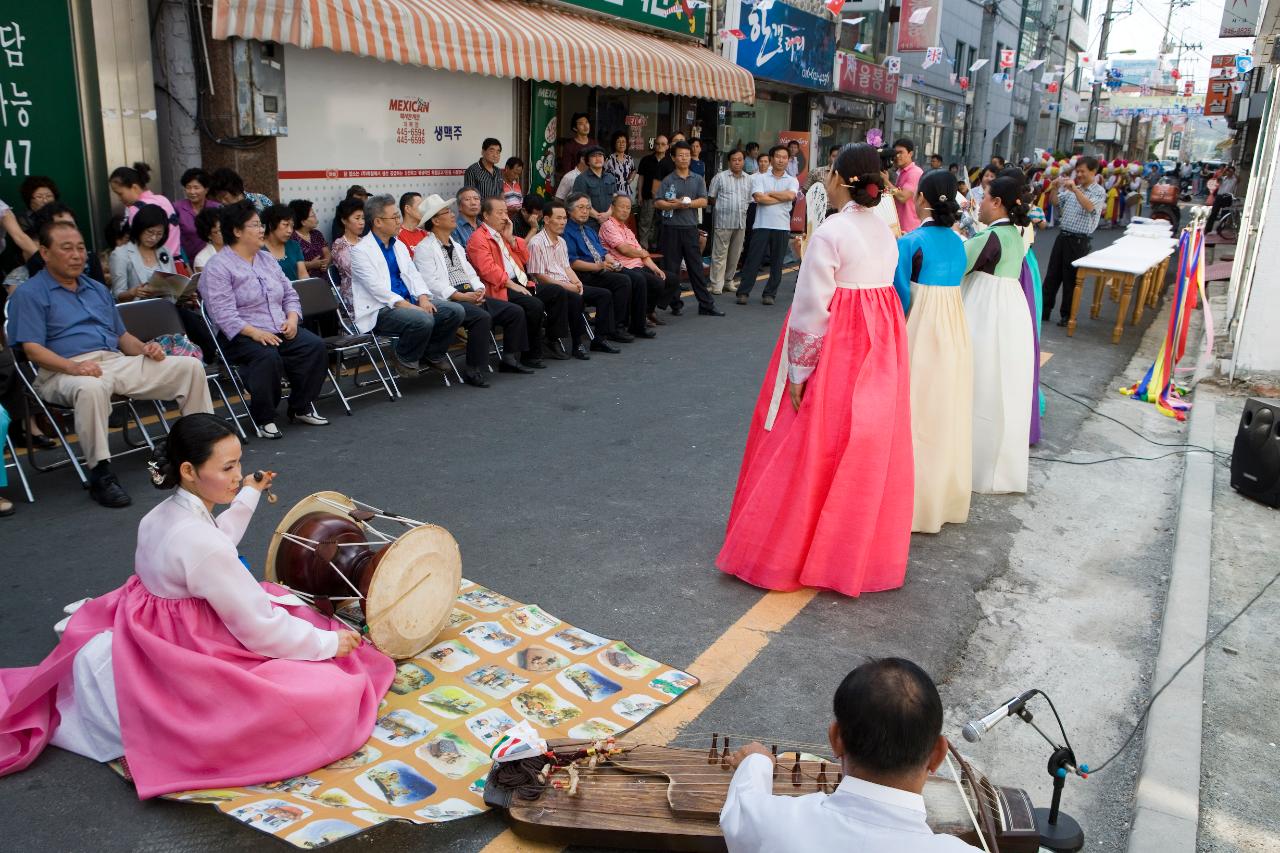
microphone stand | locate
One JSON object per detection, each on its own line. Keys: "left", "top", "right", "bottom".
{"left": 1013, "top": 707, "right": 1085, "bottom": 851}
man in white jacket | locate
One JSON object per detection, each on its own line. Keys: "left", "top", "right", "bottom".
{"left": 720, "top": 658, "right": 981, "bottom": 852}
{"left": 348, "top": 194, "right": 462, "bottom": 375}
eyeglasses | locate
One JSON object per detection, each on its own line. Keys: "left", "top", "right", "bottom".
{"left": 377, "top": 212, "right": 403, "bottom": 221}
{"left": 244, "top": 221, "right": 265, "bottom": 230}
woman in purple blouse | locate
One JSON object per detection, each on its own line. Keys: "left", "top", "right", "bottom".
{"left": 197, "top": 202, "right": 330, "bottom": 439}
{"left": 175, "top": 169, "right": 221, "bottom": 264}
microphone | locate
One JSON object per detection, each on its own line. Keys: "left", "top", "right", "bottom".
{"left": 962, "top": 689, "right": 1037, "bottom": 743}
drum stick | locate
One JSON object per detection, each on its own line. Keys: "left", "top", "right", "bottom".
{"left": 253, "top": 470, "right": 278, "bottom": 503}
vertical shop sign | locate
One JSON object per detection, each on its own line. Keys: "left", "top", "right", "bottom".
{"left": 529, "top": 83, "right": 559, "bottom": 198}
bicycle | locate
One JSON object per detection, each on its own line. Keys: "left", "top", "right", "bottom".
{"left": 1214, "top": 198, "right": 1243, "bottom": 240}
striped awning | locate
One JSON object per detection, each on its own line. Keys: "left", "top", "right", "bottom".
{"left": 211, "top": 0, "right": 756, "bottom": 104}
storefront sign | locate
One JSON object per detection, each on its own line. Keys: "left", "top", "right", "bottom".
{"left": 529, "top": 84, "right": 559, "bottom": 198}
{"left": 822, "top": 95, "right": 875, "bottom": 120}
{"left": 554, "top": 0, "right": 706, "bottom": 39}
{"left": 897, "top": 0, "right": 942, "bottom": 53}
{"left": 1218, "top": 0, "right": 1258, "bottom": 38}
{"left": 1204, "top": 77, "right": 1233, "bottom": 117}
{"left": 836, "top": 53, "right": 898, "bottom": 103}
{"left": 624, "top": 113, "right": 647, "bottom": 150}
{"left": 723, "top": 0, "right": 838, "bottom": 91}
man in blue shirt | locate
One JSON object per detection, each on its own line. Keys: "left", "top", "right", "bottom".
{"left": 564, "top": 194, "right": 646, "bottom": 344}
{"left": 5, "top": 221, "right": 212, "bottom": 507}
{"left": 451, "top": 188, "right": 482, "bottom": 247}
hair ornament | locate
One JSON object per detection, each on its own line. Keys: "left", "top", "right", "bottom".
{"left": 147, "top": 459, "right": 166, "bottom": 487}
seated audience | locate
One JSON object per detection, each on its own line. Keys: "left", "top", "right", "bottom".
{"left": 25, "top": 203, "right": 106, "bottom": 284}
{"left": 176, "top": 169, "right": 220, "bottom": 264}
{"left": 525, "top": 200, "right": 620, "bottom": 359}
{"left": 262, "top": 205, "right": 307, "bottom": 281}
{"left": 395, "top": 191, "right": 427, "bottom": 256}
{"left": 720, "top": 658, "right": 980, "bottom": 852}
{"left": 564, "top": 193, "right": 643, "bottom": 341}
{"left": 330, "top": 185, "right": 369, "bottom": 242}
{"left": 512, "top": 194, "right": 544, "bottom": 240}
{"left": 599, "top": 195, "right": 672, "bottom": 327}
{"left": 108, "top": 204, "right": 176, "bottom": 300}
{"left": 109, "top": 163, "right": 181, "bottom": 260}
{"left": 288, "top": 199, "right": 330, "bottom": 276}
{"left": 328, "top": 198, "right": 365, "bottom": 308}
{"left": 413, "top": 193, "right": 536, "bottom": 375}
{"left": 198, "top": 202, "right": 329, "bottom": 438}
{"left": 502, "top": 158, "right": 525, "bottom": 211}
{"left": 192, "top": 208, "right": 223, "bottom": 271}
{"left": 207, "top": 167, "right": 273, "bottom": 212}
{"left": 467, "top": 197, "right": 568, "bottom": 362}
{"left": 346, "top": 194, "right": 463, "bottom": 380}
{"left": 6, "top": 221, "right": 212, "bottom": 507}
{"left": 452, "top": 188, "right": 482, "bottom": 247}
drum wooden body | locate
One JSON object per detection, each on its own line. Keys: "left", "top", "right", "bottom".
{"left": 265, "top": 492, "right": 461, "bottom": 659}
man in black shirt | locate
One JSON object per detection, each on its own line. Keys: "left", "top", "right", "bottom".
{"left": 636, "top": 134, "right": 670, "bottom": 250}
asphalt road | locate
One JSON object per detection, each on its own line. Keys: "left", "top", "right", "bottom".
{"left": 0, "top": 224, "right": 1154, "bottom": 852}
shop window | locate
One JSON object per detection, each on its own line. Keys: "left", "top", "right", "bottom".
{"left": 724, "top": 97, "right": 791, "bottom": 152}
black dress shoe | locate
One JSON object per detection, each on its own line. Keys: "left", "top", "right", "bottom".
{"left": 572, "top": 343, "right": 591, "bottom": 360}
{"left": 590, "top": 339, "right": 621, "bottom": 354}
{"left": 669, "top": 302, "right": 684, "bottom": 316}
{"left": 462, "top": 370, "right": 490, "bottom": 388}
{"left": 1056, "top": 318, "right": 1069, "bottom": 327}
{"left": 608, "top": 329, "right": 635, "bottom": 343}
{"left": 647, "top": 312, "right": 667, "bottom": 326}
{"left": 89, "top": 470, "right": 132, "bottom": 508}
{"left": 698, "top": 306, "right": 726, "bottom": 317}
{"left": 520, "top": 357, "right": 548, "bottom": 369}
{"left": 500, "top": 358, "right": 536, "bottom": 374}
{"left": 546, "top": 339, "right": 571, "bottom": 360}
{"left": 631, "top": 328, "right": 658, "bottom": 339}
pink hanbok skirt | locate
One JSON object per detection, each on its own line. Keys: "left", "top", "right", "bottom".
{"left": 717, "top": 286, "right": 913, "bottom": 597}
{"left": 0, "top": 576, "right": 394, "bottom": 798}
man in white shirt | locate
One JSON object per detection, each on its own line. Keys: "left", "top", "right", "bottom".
{"left": 720, "top": 658, "right": 982, "bottom": 853}
{"left": 735, "top": 145, "right": 799, "bottom": 306}
{"left": 555, "top": 152, "right": 587, "bottom": 201}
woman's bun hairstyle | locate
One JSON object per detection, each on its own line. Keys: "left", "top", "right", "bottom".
{"left": 109, "top": 161, "right": 153, "bottom": 189}
{"left": 987, "top": 176, "right": 1034, "bottom": 228}
{"left": 997, "top": 166, "right": 1029, "bottom": 185}
{"left": 918, "top": 170, "right": 961, "bottom": 227}
{"left": 147, "top": 413, "right": 239, "bottom": 490}
{"left": 833, "top": 143, "right": 886, "bottom": 209}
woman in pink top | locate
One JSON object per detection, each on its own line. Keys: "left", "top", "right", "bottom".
{"left": 598, "top": 195, "right": 675, "bottom": 326}
{"left": 0, "top": 414, "right": 392, "bottom": 798}
{"left": 110, "top": 162, "right": 182, "bottom": 260}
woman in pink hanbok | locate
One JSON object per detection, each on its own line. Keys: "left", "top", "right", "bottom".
{"left": 718, "top": 143, "right": 913, "bottom": 597}
{"left": 0, "top": 414, "right": 394, "bottom": 798}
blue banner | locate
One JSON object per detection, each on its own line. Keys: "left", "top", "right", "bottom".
{"left": 730, "top": 0, "right": 837, "bottom": 91}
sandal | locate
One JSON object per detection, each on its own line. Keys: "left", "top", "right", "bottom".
{"left": 0, "top": 497, "right": 14, "bottom": 517}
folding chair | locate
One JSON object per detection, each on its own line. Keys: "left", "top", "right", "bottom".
{"left": 291, "top": 277, "right": 397, "bottom": 413}
{"left": 197, "top": 304, "right": 266, "bottom": 439}
{"left": 3, "top": 432, "right": 34, "bottom": 504}
{"left": 117, "top": 298, "right": 252, "bottom": 441}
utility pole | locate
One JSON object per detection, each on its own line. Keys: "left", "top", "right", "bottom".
{"left": 1023, "top": 0, "right": 1060, "bottom": 158}
{"left": 966, "top": 0, "right": 998, "bottom": 168}
{"left": 1084, "top": 0, "right": 1116, "bottom": 151}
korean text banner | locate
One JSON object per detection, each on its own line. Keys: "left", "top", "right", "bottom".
{"left": 554, "top": 0, "right": 706, "bottom": 39}
{"left": 725, "top": 0, "right": 838, "bottom": 91}
{"left": 897, "top": 0, "right": 943, "bottom": 53}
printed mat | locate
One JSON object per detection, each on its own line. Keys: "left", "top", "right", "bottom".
{"left": 111, "top": 578, "right": 697, "bottom": 847}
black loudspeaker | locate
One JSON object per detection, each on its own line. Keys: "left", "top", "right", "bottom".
{"left": 1230, "top": 398, "right": 1280, "bottom": 508}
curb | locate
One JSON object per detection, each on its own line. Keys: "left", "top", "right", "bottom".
{"left": 1127, "top": 398, "right": 1216, "bottom": 853}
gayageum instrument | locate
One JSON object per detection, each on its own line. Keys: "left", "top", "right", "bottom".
{"left": 484, "top": 735, "right": 1040, "bottom": 852}
{"left": 265, "top": 491, "right": 461, "bottom": 659}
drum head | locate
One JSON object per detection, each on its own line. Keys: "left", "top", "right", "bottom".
{"left": 364, "top": 525, "right": 462, "bottom": 659}
{"left": 264, "top": 491, "right": 359, "bottom": 582}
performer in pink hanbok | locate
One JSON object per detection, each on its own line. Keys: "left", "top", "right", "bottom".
{"left": 0, "top": 414, "right": 394, "bottom": 798}
{"left": 718, "top": 143, "right": 913, "bottom": 597}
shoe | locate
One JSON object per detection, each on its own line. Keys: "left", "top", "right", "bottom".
{"left": 608, "top": 330, "right": 635, "bottom": 343}
{"left": 572, "top": 343, "right": 591, "bottom": 360}
{"left": 762, "top": 295, "right": 775, "bottom": 306}
{"left": 260, "top": 422, "right": 283, "bottom": 439}
{"left": 462, "top": 370, "right": 490, "bottom": 388}
{"left": 547, "top": 339, "right": 571, "bottom": 360}
{"left": 425, "top": 357, "right": 452, "bottom": 373}
{"left": 1056, "top": 318, "right": 1069, "bottom": 327}
{"left": 632, "top": 328, "right": 658, "bottom": 339}
{"left": 88, "top": 468, "right": 132, "bottom": 509}
{"left": 590, "top": 339, "right": 621, "bottom": 354}
{"left": 699, "top": 306, "right": 726, "bottom": 317}
{"left": 710, "top": 286, "right": 724, "bottom": 295}
{"left": 0, "top": 497, "right": 14, "bottom": 517}
{"left": 15, "top": 429, "right": 57, "bottom": 450}
{"left": 500, "top": 357, "right": 536, "bottom": 374}
{"left": 520, "top": 356, "right": 548, "bottom": 369}
{"left": 736, "top": 294, "right": 749, "bottom": 305}
{"left": 647, "top": 312, "right": 667, "bottom": 327}
{"left": 725, "top": 283, "right": 738, "bottom": 293}
{"left": 288, "top": 411, "right": 330, "bottom": 426}
{"left": 394, "top": 358, "right": 421, "bottom": 379}
{"left": 669, "top": 302, "right": 684, "bottom": 316}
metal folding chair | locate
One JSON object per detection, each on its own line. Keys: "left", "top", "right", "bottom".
{"left": 117, "top": 298, "right": 252, "bottom": 441}
{"left": 291, "top": 277, "right": 397, "bottom": 413}
{"left": 3, "top": 432, "right": 34, "bottom": 503}
{"left": 197, "top": 303, "right": 268, "bottom": 439}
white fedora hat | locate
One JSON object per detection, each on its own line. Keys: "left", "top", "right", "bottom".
{"left": 417, "top": 193, "right": 456, "bottom": 224}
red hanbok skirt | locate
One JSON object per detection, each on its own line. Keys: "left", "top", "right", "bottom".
{"left": 717, "top": 286, "right": 913, "bottom": 597}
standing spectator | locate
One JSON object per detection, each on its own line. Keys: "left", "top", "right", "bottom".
{"left": 689, "top": 138, "right": 707, "bottom": 178}
{"left": 599, "top": 194, "right": 671, "bottom": 328}
{"left": 7, "top": 221, "right": 212, "bottom": 506}
{"left": 1040, "top": 156, "right": 1106, "bottom": 327}
{"left": 328, "top": 197, "right": 367, "bottom": 309}
{"left": 464, "top": 138, "right": 505, "bottom": 200}
{"left": 708, "top": 150, "right": 752, "bottom": 295}
{"left": 735, "top": 145, "right": 799, "bottom": 306}
{"left": 0, "top": 177, "right": 54, "bottom": 273}
{"left": 572, "top": 146, "right": 619, "bottom": 227}
{"left": 192, "top": 208, "right": 223, "bottom": 271}
{"left": 262, "top": 205, "right": 307, "bottom": 281}
{"left": 805, "top": 145, "right": 841, "bottom": 192}
{"left": 741, "top": 151, "right": 772, "bottom": 261}
{"left": 288, "top": 199, "right": 330, "bottom": 275}
{"left": 330, "top": 185, "right": 369, "bottom": 242}
{"left": 502, "top": 158, "right": 526, "bottom": 211}
{"left": 512, "top": 194, "right": 544, "bottom": 241}
{"left": 604, "top": 131, "right": 636, "bottom": 198}
{"left": 452, "top": 188, "right": 483, "bottom": 247}
{"left": 110, "top": 163, "right": 181, "bottom": 259}
{"left": 198, "top": 202, "right": 329, "bottom": 438}
{"left": 559, "top": 113, "right": 597, "bottom": 177}
{"left": 556, "top": 151, "right": 586, "bottom": 201}
{"left": 526, "top": 200, "right": 620, "bottom": 358}
{"left": 347, "top": 194, "right": 463, "bottom": 379}
{"left": 784, "top": 140, "right": 805, "bottom": 178}
{"left": 636, "top": 134, "right": 671, "bottom": 249}
{"left": 990, "top": 155, "right": 1007, "bottom": 169}
{"left": 928, "top": 153, "right": 944, "bottom": 171}
{"left": 743, "top": 142, "right": 761, "bottom": 174}
{"left": 108, "top": 204, "right": 176, "bottom": 300}
{"left": 564, "top": 193, "right": 636, "bottom": 342}
{"left": 656, "top": 141, "right": 722, "bottom": 317}
{"left": 395, "top": 192, "right": 428, "bottom": 255}
{"left": 886, "top": 137, "right": 923, "bottom": 232}
{"left": 175, "top": 169, "right": 221, "bottom": 264}
{"left": 207, "top": 167, "right": 273, "bottom": 213}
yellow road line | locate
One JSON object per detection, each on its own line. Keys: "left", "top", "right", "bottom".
{"left": 477, "top": 587, "right": 818, "bottom": 853}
